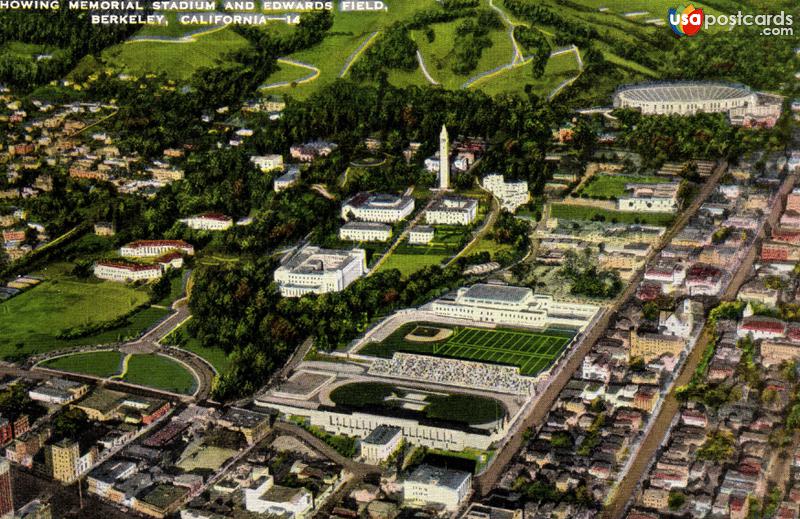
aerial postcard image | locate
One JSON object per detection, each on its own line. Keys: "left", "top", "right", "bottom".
{"left": 0, "top": 0, "right": 797, "bottom": 517}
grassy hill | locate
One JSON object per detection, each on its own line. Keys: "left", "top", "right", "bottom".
{"left": 53, "top": 0, "right": 800, "bottom": 100}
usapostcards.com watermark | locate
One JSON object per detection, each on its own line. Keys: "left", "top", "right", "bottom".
{"left": 668, "top": 4, "right": 794, "bottom": 37}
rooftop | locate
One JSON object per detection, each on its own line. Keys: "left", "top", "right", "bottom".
{"left": 461, "top": 283, "right": 532, "bottom": 303}
{"left": 363, "top": 425, "right": 402, "bottom": 446}
{"left": 407, "top": 464, "right": 471, "bottom": 489}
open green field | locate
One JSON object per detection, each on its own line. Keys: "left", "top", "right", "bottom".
{"left": 330, "top": 382, "right": 506, "bottom": 426}
{"left": 550, "top": 203, "right": 675, "bottom": 226}
{"left": 411, "top": 20, "right": 514, "bottom": 90}
{"left": 360, "top": 323, "right": 574, "bottom": 376}
{"left": 163, "top": 321, "right": 231, "bottom": 374}
{"left": 2, "top": 41, "right": 58, "bottom": 59}
{"left": 259, "top": 0, "right": 441, "bottom": 97}
{"left": 377, "top": 226, "right": 468, "bottom": 277}
{"left": 98, "top": 26, "right": 250, "bottom": 80}
{"left": 578, "top": 174, "right": 669, "bottom": 199}
{"left": 0, "top": 280, "right": 149, "bottom": 359}
{"left": 122, "top": 354, "right": 197, "bottom": 394}
{"left": 476, "top": 48, "right": 580, "bottom": 97}
{"left": 41, "top": 350, "right": 122, "bottom": 378}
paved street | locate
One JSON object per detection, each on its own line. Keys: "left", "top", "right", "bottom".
{"left": 603, "top": 171, "right": 798, "bottom": 519}
{"left": 475, "top": 161, "right": 729, "bottom": 495}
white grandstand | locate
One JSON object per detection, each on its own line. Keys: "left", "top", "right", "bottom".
{"left": 613, "top": 81, "right": 757, "bottom": 116}
{"left": 368, "top": 353, "right": 537, "bottom": 395}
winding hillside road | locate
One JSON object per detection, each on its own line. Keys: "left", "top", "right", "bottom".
{"left": 339, "top": 31, "right": 380, "bottom": 78}
{"left": 261, "top": 58, "right": 320, "bottom": 90}
{"left": 416, "top": 50, "right": 439, "bottom": 85}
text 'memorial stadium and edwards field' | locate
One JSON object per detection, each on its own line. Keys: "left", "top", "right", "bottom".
{"left": 0, "top": 0, "right": 798, "bottom": 519}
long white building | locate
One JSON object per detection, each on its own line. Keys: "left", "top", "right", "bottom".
{"left": 179, "top": 213, "right": 233, "bottom": 231}
{"left": 341, "top": 193, "right": 415, "bottom": 223}
{"left": 482, "top": 174, "right": 530, "bottom": 213}
{"left": 94, "top": 261, "right": 163, "bottom": 282}
{"left": 431, "top": 283, "right": 598, "bottom": 330}
{"left": 274, "top": 245, "right": 367, "bottom": 297}
{"left": 425, "top": 197, "right": 478, "bottom": 226}
{"left": 339, "top": 222, "right": 392, "bottom": 242}
{"left": 256, "top": 399, "right": 499, "bottom": 451}
{"left": 617, "top": 182, "right": 680, "bottom": 213}
{"left": 119, "top": 240, "right": 195, "bottom": 258}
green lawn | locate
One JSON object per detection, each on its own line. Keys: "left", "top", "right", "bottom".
{"left": 122, "top": 354, "right": 197, "bottom": 394}
{"left": 477, "top": 48, "right": 580, "bottom": 97}
{"left": 360, "top": 322, "right": 575, "bottom": 376}
{"left": 463, "top": 237, "right": 513, "bottom": 261}
{"left": 163, "top": 321, "right": 231, "bottom": 374}
{"left": 0, "top": 280, "right": 150, "bottom": 359}
{"left": 98, "top": 27, "right": 250, "bottom": 80}
{"left": 40, "top": 351, "right": 123, "bottom": 377}
{"left": 259, "top": 33, "right": 367, "bottom": 99}
{"left": 377, "top": 227, "right": 468, "bottom": 277}
{"left": 550, "top": 203, "right": 675, "bottom": 226}
{"left": 578, "top": 174, "right": 669, "bottom": 199}
{"left": 2, "top": 41, "right": 56, "bottom": 58}
{"left": 411, "top": 20, "right": 514, "bottom": 90}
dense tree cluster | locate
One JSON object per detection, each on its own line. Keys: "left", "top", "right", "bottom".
{"left": 350, "top": 23, "right": 418, "bottom": 82}
{"left": 560, "top": 248, "right": 622, "bottom": 299}
{"left": 190, "top": 259, "right": 472, "bottom": 400}
{"left": 0, "top": 6, "right": 138, "bottom": 88}
{"left": 514, "top": 27, "right": 551, "bottom": 78}
{"left": 449, "top": 10, "right": 502, "bottom": 75}
{"left": 663, "top": 26, "right": 800, "bottom": 95}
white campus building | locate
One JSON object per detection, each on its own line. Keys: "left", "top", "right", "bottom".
{"left": 617, "top": 182, "right": 680, "bottom": 213}
{"left": 179, "top": 213, "right": 233, "bottom": 231}
{"left": 408, "top": 225, "right": 435, "bottom": 245}
{"left": 94, "top": 261, "right": 163, "bottom": 282}
{"left": 482, "top": 174, "right": 530, "bottom": 213}
{"left": 360, "top": 425, "right": 403, "bottom": 464}
{"left": 341, "top": 193, "right": 415, "bottom": 223}
{"left": 613, "top": 81, "right": 758, "bottom": 116}
{"left": 244, "top": 473, "right": 313, "bottom": 518}
{"left": 119, "top": 240, "right": 195, "bottom": 258}
{"left": 431, "top": 283, "right": 599, "bottom": 331}
{"left": 339, "top": 222, "right": 392, "bottom": 242}
{"left": 404, "top": 465, "right": 472, "bottom": 512}
{"left": 251, "top": 154, "right": 284, "bottom": 172}
{"left": 274, "top": 245, "right": 367, "bottom": 297}
{"left": 425, "top": 197, "right": 478, "bottom": 225}
{"left": 256, "top": 398, "right": 500, "bottom": 451}
{"left": 273, "top": 167, "right": 299, "bottom": 192}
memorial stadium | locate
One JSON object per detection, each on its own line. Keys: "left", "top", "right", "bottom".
{"left": 613, "top": 81, "right": 758, "bottom": 116}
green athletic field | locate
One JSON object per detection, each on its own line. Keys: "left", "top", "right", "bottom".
{"left": 360, "top": 323, "right": 574, "bottom": 376}
{"left": 433, "top": 327, "right": 572, "bottom": 376}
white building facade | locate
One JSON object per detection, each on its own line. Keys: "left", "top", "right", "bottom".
{"left": 274, "top": 246, "right": 367, "bottom": 297}
{"left": 179, "top": 213, "right": 233, "bottom": 231}
{"left": 94, "top": 262, "right": 163, "bottom": 282}
{"left": 425, "top": 197, "right": 478, "bottom": 226}
{"left": 339, "top": 222, "right": 392, "bottom": 242}
{"left": 341, "top": 193, "right": 415, "bottom": 223}
{"left": 482, "top": 174, "right": 530, "bottom": 213}
{"left": 408, "top": 226, "right": 435, "bottom": 245}
{"left": 404, "top": 465, "right": 471, "bottom": 512}
{"left": 431, "top": 283, "right": 598, "bottom": 331}
{"left": 119, "top": 240, "right": 195, "bottom": 258}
